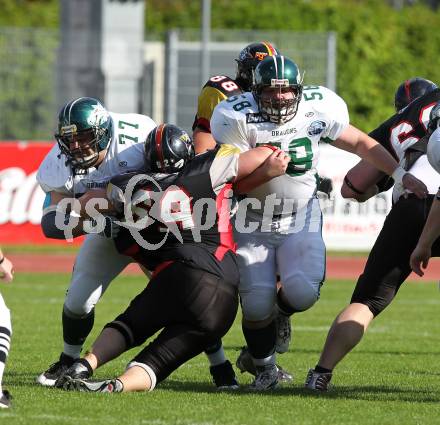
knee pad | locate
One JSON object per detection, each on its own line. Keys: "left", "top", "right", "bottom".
{"left": 281, "top": 272, "right": 320, "bottom": 312}
{"left": 241, "top": 287, "right": 276, "bottom": 322}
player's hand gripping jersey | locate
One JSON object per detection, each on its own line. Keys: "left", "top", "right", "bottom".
{"left": 211, "top": 86, "right": 349, "bottom": 218}
{"left": 107, "top": 144, "right": 241, "bottom": 279}
{"left": 37, "top": 113, "right": 156, "bottom": 197}
{"left": 369, "top": 88, "right": 440, "bottom": 199}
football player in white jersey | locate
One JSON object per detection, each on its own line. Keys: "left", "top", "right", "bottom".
{"left": 36, "top": 97, "right": 156, "bottom": 387}
{"left": 211, "top": 55, "right": 428, "bottom": 390}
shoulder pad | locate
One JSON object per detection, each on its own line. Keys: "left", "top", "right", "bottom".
{"left": 204, "top": 75, "right": 243, "bottom": 97}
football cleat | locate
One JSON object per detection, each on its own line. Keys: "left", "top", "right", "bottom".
{"left": 209, "top": 360, "right": 239, "bottom": 390}
{"left": 236, "top": 346, "right": 293, "bottom": 382}
{"left": 249, "top": 364, "right": 279, "bottom": 391}
{"left": 36, "top": 353, "right": 76, "bottom": 387}
{"left": 0, "top": 390, "right": 12, "bottom": 409}
{"left": 275, "top": 311, "right": 292, "bottom": 354}
{"left": 61, "top": 376, "right": 124, "bottom": 393}
{"left": 55, "top": 359, "right": 93, "bottom": 388}
{"left": 304, "top": 368, "right": 332, "bottom": 391}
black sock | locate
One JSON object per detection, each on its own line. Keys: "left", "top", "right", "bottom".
{"left": 62, "top": 308, "right": 95, "bottom": 346}
{"left": 315, "top": 365, "right": 332, "bottom": 374}
{"left": 242, "top": 320, "right": 276, "bottom": 359}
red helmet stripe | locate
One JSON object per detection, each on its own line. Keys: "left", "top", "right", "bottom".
{"left": 404, "top": 79, "right": 412, "bottom": 102}
{"left": 155, "top": 124, "right": 165, "bottom": 170}
{"left": 263, "top": 41, "right": 277, "bottom": 56}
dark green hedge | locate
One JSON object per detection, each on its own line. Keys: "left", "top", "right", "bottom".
{"left": 146, "top": 0, "right": 440, "bottom": 131}
{"left": 2, "top": 0, "right": 440, "bottom": 135}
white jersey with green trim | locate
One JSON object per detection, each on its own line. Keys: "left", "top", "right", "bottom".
{"left": 211, "top": 86, "right": 349, "bottom": 217}
{"left": 37, "top": 112, "right": 156, "bottom": 197}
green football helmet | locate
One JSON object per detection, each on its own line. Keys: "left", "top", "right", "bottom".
{"left": 55, "top": 97, "right": 113, "bottom": 169}
{"left": 253, "top": 55, "right": 303, "bottom": 124}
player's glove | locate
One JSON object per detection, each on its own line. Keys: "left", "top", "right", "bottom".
{"left": 89, "top": 215, "right": 121, "bottom": 239}
{"left": 317, "top": 176, "right": 333, "bottom": 198}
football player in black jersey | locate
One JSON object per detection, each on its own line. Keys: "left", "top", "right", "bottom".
{"left": 54, "top": 124, "right": 291, "bottom": 393}
{"left": 306, "top": 78, "right": 440, "bottom": 391}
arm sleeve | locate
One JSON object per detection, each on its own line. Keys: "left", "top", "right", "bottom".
{"left": 193, "top": 86, "right": 227, "bottom": 132}
{"left": 209, "top": 144, "right": 240, "bottom": 194}
{"left": 210, "top": 103, "right": 250, "bottom": 152}
{"left": 317, "top": 87, "right": 350, "bottom": 143}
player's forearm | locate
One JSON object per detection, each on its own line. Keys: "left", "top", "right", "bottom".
{"left": 193, "top": 129, "right": 216, "bottom": 154}
{"left": 234, "top": 165, "right": 271, "bottom": 194}
{"left": 417, "top": 193, "right": 440, "bottom": 249}
{"left": 76, "top": 190, "right": 114, "bottom": 218}
{"left": 41, "top": 210, "right": 89, "bottom": 239}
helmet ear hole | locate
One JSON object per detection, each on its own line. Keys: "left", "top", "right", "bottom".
{"left": 145, "top": 124, "right": 195, "bottom": 174}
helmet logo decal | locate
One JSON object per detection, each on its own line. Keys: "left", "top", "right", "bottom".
{"left": 255, "top": 52, "right": 268, "bottom": 61}
{"left": 60, "top": 124, "right": 77, "bottom": 136}
{"left": 88, "top": 104, "right": 109, "bottom": 127}
{"left": 174, "top": 159, "right": 185, "bottom": 169}
{"left": 271, "top": 78, "right": 289, "bottom": 87}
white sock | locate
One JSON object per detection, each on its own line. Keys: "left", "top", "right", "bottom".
{"left": 0, "top": 295, "right": 12, "bottom": 393}
{"left": 206, "top": 347, "right": 227, "bottom": 367}
{"left": 253, "top": 353, "right": 276, "bottom": 367}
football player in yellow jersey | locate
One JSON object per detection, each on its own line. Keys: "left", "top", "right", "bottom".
{"left": 193, "top": 42, "right": 279, "bottom": 154}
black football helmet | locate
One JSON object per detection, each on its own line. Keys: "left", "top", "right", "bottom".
{"left": 235, "top": 41, "right": 280, "bottom": 92}
{"left": 55, "top": 97, "right": 113, "bottom": 169}
{"left": 394, "top": 77, "right": 437, "bottom": 112}
{"left": 145, "top": 124, "right": 195, "bottom": 174}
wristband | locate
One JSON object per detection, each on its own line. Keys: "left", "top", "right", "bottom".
{"left": 391, "top": 166, "right": 406, "bottom": 185}
{"left": 0, "top": 256, "right": 4, "bottom": 265}
{"left": 343, "top": 175, "right": 364, "bottom": 195}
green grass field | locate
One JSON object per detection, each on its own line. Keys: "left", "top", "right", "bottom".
{"left": 1, "top": 272, "right": 440, "bottom": 425}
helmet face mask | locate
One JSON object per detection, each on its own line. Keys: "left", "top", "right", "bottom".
{"left": 55, "top": 97, "right": 112, "bottom": 169}
{"left": 145, "top": 124, "right": 195, "bottom": 174}
{"left": 253, "top": 56, "right": 303, "bottom": 124}
{"left": 428, "top": 102, "right": 440, "bottom": 136}
{"left": 235, "top": 42, "right": 279, "bottom": 92}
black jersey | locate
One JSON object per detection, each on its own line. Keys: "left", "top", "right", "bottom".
{"left": 109, "top": 144, "right": 240, "bottom": 277}
{"left": 369, "top": 88, "right": 440, "bottom": 161}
